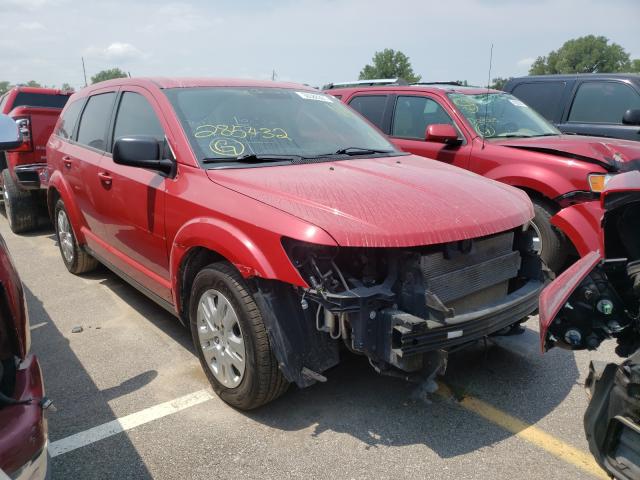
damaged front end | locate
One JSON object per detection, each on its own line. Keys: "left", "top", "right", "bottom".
{"left": 538, "top": 171, "right": 640, "bottom": 479}
{"left": 254, "top": 226, "right": 544, "bottom": 388}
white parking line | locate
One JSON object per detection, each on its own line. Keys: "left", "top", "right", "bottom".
{"left": 29, "top": 322, "right": 48, "bottom": 331}
{"left": 49, "top": 389, "right": 215, "bottom": 457}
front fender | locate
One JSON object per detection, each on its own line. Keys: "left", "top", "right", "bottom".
{"left": 47, "top": 170, "right": 87, "bottom": 244}
{"left": 169, "top": 217, "right": 329, "bottom": 309}
{"left": 551, "top": 201, "right": 602, "bottom": 256}
{"left": 486, "top": 164, "right": 577, "bottom": 201}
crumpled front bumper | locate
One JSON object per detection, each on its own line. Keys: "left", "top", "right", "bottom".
{"left": 382, "top": 279, "right": 543, "bottom": 363}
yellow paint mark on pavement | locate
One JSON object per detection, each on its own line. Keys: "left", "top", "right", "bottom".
{"left": 437, "top": 383, "right": 608, "bottom": 479}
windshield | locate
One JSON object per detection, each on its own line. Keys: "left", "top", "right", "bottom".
{"left": 448, "top": 92, "right": 560, "bottom": 139}
{"left": 164, "top": 87, "right": 397, "bottom": 164}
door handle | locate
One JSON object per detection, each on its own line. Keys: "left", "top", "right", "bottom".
{"left": 62, "top": 156, "right": 72, "bottom": 168}
{"left": 97, "top": 171, "right": 112, "bottom": 186}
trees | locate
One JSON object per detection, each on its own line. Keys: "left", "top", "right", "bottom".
{"left": 91, "top": 68, "right": 128, "bottom": 84}
{"left": 0, "top": 81, "right": 11, "bottom": 95}
{"left": 490, "top": 77, "right": 512, "bottom": 90}
{"left": 529, "top": 36, "right": 640, "bottom": 75}
{"left": 359, "top": 49, "right": 421, "bottom": 83}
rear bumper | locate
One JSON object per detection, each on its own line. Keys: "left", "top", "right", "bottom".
{"left": 0, "top": 355, "right": 47, "bottom": 479}
{"left": 7, "top": 444, "right": 48, "bottom": 480}
{"left": 12, "top": 164, "right": 47, "bottom": 190}
{"left": 384, "top": 279, "right": 543, "bottom": 359}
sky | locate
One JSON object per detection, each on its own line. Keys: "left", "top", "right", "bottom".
{"left": 0, "top": 0, "right": 638, "bottom": 89}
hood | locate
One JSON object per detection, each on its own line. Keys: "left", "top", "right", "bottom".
{"left": 206, "top": 155, "right": 533, "bottom": 247}
{"left": 493, "top": 135, "right": 640, "bottom": 172}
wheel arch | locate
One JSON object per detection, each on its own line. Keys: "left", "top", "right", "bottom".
{"left": 46, "top": 172, "right": 87, "bottom": 244}
{"left": 170, "top": 218, "right": 307, "bottom": 320}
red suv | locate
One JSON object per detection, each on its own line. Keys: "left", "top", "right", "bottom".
{"left": 46, "top": 78, "right": 543, "bottom": 409}
{"left": 326, "top": 82, "right": 640, "bottom": 272}
{"left": 0, "top": 86, "right": 71, "bottom": 233}
{"left": 0, "top": 114, "right": 49, "bottom": 479}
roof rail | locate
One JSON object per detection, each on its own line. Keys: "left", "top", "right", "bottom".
{"left": 322, "top": 78, "right": 409, "bottom": 90}
{"left": 411, "top": 81, "right": 464, "bottom": 86}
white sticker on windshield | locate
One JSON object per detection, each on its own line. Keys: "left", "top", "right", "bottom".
{"left": 296, "top": 91, "right": 333, "bottom": 103}
{"left": 509, "top": 98, "right": 527, "bottom": 107}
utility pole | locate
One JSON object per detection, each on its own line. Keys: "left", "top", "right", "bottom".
{"left": 81, "top": 57, "right": 88, "bottom": 87}
{"left": 271, "top": 69, "right": 277, "bottom": 81}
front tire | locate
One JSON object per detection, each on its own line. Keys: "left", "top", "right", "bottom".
{"left": 189, "top": 262, "right": 288, "bottom": 410}
{"left": 54, "top": 199, "right": 98, "bottom": 274}
{"left": 2, "top": 169, "right": 37, "bottom": 233}
{"left": 529, "top": 199, "right": 567, "bottom": 273}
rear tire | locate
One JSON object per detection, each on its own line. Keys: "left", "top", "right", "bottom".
{"left": 54, "top": 199, "right": 98, "bottom": 274}
{"left": 529, "top": 199, "right": 567, "bottom": 273}
{"left": 2, "top": 169, "right": 37, "bottom": 233}
{"left": 189, "top": 262, "right": 288, "bottom": 410}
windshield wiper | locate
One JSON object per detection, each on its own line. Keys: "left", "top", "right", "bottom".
{"left": 202, "top": 154, "right": 301, "bottom": 164}
{"left": 334, "top": 147, "right": 395, "bottom": 156}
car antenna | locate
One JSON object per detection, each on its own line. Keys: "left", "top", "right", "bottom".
{"left": 482, "top": 43, "right": 493, "bottom": 150}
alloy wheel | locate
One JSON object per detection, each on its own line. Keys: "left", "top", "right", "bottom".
{"left": 197, "top": 289, "right": 246, "bottom": 388}
{"left": 57, "top": 209, "right": 74, "bottom": 264}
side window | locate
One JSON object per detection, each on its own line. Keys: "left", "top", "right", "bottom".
{"left": 511, "top": 81, "right": 566, "bottom": 121}
{"left": 392, "top": 96, "right": 455, "bottom": 140}
{"left": 76, "top": 92, "right": 116, "bottom": 151}
{"left": 0, "top": 94, "right": 7, "bottom": 113}
{"left": 55, "top": 99, "right": 83, "bottom": 140}
{"left": 348, "top": 95, "right": 388, "bottom": 129}
{"left": 568, "top": 82, "right": 640, "bottom": 124}
{"left": 112, "top": 92, "right": 164, "bottom": 148}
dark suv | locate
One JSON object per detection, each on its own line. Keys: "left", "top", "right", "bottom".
{"left": 504, "top": 74, "right": 640, "bottom": 142}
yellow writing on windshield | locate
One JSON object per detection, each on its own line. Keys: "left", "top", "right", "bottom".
{"left": 209, "top": 138, "right": 245, "bottom": 156}
{"left": 451, "top": 96, "right": 479, "bottom": 113}
{"left": 195, "top": 124, "right": 291, "bottom": 141}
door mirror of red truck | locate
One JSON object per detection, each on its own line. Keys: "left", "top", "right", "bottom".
{"left": 622, "top": 109, "right": 640, "bottom": 126}
{"left": 113, "top": 136, "right": 175, "bottom": 175}
{"left": 425, "top": 124, "right": 461, "bottom": 145}
{"left": 0, "top": 114, "right": 22, "bottom": 151}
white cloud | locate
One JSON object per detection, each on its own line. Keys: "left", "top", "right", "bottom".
{"left": 516, "top": 57, "right": 535, "bottom": 68}
{"left": 84, "top": 42, "right": 145, "bottom": 63}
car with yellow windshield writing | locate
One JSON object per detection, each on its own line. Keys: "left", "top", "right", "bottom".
{"left": 46, "top": 78, "right": 543, "bottom": 409}
{"left": 326, "top": 81, "right": 640, "bottom": 273}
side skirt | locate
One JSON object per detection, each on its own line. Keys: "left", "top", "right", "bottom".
{"left": 84, "top": 246, "right": 181, "bottom": 323}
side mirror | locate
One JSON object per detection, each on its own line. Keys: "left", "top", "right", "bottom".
{"left": 425, "top": 124, "right": 461, "bottom": 145}
{"left": 113, "top": 136, "right": 174, "bottom": 175}
{"left": 622, "top": 109, "right": 640, "bottom": 126}
{"left": 0, "top": 115, "right": 22, "bottom": 151}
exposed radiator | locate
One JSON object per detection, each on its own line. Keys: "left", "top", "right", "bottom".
{"left": 421, "top": 232, "right": 521, "bottom": 307}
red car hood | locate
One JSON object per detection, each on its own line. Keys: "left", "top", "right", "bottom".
{"left": 494, "top": 135, "right": 640, "bottom": 171}
{"left": 206, "top": 155, "right": 533, "bottom": 247}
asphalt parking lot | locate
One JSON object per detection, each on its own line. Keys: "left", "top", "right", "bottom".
{"left": 1, "top": 216, "right": 618, "bottom": 480}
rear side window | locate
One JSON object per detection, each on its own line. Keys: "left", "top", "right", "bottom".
{"left": 112, "top": 92, "right": 164, "bottom": 148}
{"left": 12, "top": 93, "right": 69, "bottom": 109}
{"left": 392, "top": 96, "right": 456, "bottom": 139}
{"left": 348, "top": 95, "right": 388, "bottom": 129}
{"left": 55, "top": 100, "right": 83, "bottom": 140}
{"left": 569, "top": 82, "right": 640, "bottom": 124}
{"left": 76, "top": 93, "right": 116, "bottom": 151}
{"left": 511, "top": 82, "right": 566, "bottom": 121}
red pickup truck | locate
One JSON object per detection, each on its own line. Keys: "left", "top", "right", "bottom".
{"left": 0, "top": 86, "right": 71, "bottom": 233}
